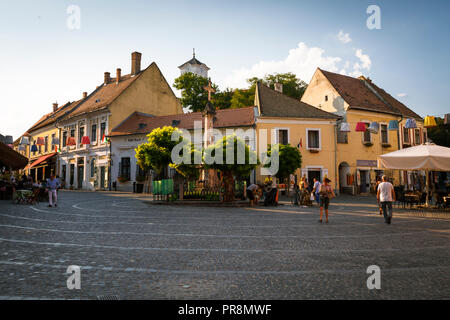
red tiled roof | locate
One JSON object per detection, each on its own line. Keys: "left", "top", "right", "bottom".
{"left": 319, "top": 69, "right": 422, "bottom": 120}
{"left": 109, "top": 107, "right": 256, "bottom": 137}
{"left": 29, "top": 100, "right": 83, "bottom": 132}
{"left": 65, "top": 73, "right": 142, "bottom": 120}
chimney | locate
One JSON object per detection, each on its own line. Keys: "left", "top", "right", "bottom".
{"left": 274, "top": 82, "right": 283, "bottom": 93}
{"left": 52, "top": 102, "right": 58, "bottom": 112}
{"left": 116, "top": 68, "right": 121, "bottom": 84}
{"left": 131, "top": 51, "right": 142, "bottom": 75}
{"left": 104, "top": 72, "right": 111, "bottom": 84}
{"left": 83, "top": 92, "right": 88, "bottom": 99}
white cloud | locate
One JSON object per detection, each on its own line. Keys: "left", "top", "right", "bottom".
{"left": 397, "top": 93, "right": 408, "bottom": 98}
{"left": 349, "top": 49, "right": 372, "bottom": 77}
{"left": 337, "top": 30, "right": 352, "bottom": 44}
{"left": 223, "top": 42, "right": 342, "bottom": 88}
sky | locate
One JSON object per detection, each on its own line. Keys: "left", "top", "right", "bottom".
{"left": 1, "top": 0, "right": 449, "bottom": 139}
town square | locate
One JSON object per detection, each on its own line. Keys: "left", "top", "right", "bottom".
{"left": 0, "top": 0, "right": 449, "bottom": 304}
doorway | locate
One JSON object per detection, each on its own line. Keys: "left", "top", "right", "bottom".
{"left": 100, "top": 166, "right": 106, "bottom": 189}
{"left": 77, "top": 166, "right": 84, "bottom": 189}
{"left": 359, "top": 170, "right": 370, "bottom": 193}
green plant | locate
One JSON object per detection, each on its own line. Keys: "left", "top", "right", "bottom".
{"left": 117, "top": 176, "right": 129, "bottom": 183}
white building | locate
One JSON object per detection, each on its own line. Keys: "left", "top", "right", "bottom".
{"left": 56, "top": 51, "right": 183, "bottom": 190}
{"left": 178, "top": 51, "right": 210, "bottom": 78}
{"left": 108, "top": 107, "right": 258, "bottom": 191}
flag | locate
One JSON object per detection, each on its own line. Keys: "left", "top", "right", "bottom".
{"left": 101, "top": 134, "right": 109, "bottom": 143}
{"left": 297, "top": 138, "right": 302, "bottom": 148}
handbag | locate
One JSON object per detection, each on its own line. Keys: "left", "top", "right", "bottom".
{"left": 310, "top": 192, "right": 315, "bottom": 201}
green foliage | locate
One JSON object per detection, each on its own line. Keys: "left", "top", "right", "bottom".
{"left": 135, "top": 126, "right": 199, "bottom": 179}
{"left": 230, "top": 86, "right": 256, "bottom": 109}
{"left": 265, "top": 144, "right": 302, "bottom": 180}
{"left": 211, "top": 88, "right": 233, "bottom": 109}
{"left": 204, "top": 135, "right": 259, "bottom": 177}
{"left": 173, "top": 72, "right": 217, "bottom": 112}
{"left": 169, "top": 142, "right": 201, "bottom": 179}
{"left": 427, "top": 117, "right": 450, "bottom": 147}
{"left": 249, "top": 72, "right": 308, "bottom": 99}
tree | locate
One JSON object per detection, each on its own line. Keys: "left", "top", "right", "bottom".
{"left": 211, "top": 88, "right": 233, "bottom": 110}
{"left": 173, "top": 72, "right": 215, "bottom": 112}
{"left": 230, "top": 86, "right": 256, "bottom": 109}
{"left": 135, "top": 126, "right": 199, "bottom": 179}
{"left": 427, "top": 117, "right": 450, "bottom": 147}
{"left": 204, "top": 135, "right": 259, "bottom": 202}
{"left": 264, "top": 144, "right": 302, "bottom": 192}
{"left": 249, "top": 72, "right": 308, "bottom": 99}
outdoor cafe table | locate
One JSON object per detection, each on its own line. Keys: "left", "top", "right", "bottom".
{"left": 404, "top": 193, "right": 420, "bottom": 208}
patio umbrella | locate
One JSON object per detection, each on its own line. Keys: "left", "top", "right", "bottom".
{"left": 377, "top": 143, "right": 450, "bottom": 206}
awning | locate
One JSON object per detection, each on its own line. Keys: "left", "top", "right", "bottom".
{"left": 0, "top": 141, "right": 28, "bottom": 170}
{"left": 27, "top": 152, "right": 57, "bottom": 170}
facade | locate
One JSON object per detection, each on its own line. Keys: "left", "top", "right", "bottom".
{"left": 178, "top": 51, "right": 210, "bottom": 78}
{"left": 56, "top": 52, "right": 183, "bottom": 190}
{"left": 254, "top": 82, "right": 340, "bottom": 190}
{"left": 108, "top": 107, "right": 257, "bottom": 192}
{"left": 14, "top": 100, "right": 84, "bottom": 182}
{"left": 301, "top": 68, "right": 425, "bottom": 194}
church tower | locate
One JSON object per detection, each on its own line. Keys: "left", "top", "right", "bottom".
{"left": 178, "top": 49, "right": 210, "bottom": 78}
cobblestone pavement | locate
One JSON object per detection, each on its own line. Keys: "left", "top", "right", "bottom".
{"left": 0, "top": 191, "right": 449, "bottom": 300}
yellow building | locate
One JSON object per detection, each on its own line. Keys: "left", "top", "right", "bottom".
{"left": 254, "top": 82, "right": 340, "bottom": 190}
{"left": 14, "top": 99, "right": 84, "bottom": 182}
{"left": 301, "top": 68, "right": 425, "bottom": 194}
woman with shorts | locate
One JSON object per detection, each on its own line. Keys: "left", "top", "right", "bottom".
{"left": 319, "top": 178, "right": 335, "bottom": 223}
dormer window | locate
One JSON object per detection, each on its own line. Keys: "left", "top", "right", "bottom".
{"left": 325, "top": 95, "right": 328, "bottom": 102}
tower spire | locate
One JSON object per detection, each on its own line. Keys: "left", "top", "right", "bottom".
{"left": 193, "top": 48, "right": 195, "bottom": 58}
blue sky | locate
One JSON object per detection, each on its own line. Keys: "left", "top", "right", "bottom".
{"left": 1, "top": 0, "right": 449, "bottom": 139}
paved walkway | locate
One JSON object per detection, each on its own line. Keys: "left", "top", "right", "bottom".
{"left": 0, "top": 191, "right": 449, "bottom": 299}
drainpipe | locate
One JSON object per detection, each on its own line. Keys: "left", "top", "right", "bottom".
{"left": 108, "top": 138, "right": 112, "bottom": 191}
{"left": 334, "top": 120, "right": 338, "bottom": 195}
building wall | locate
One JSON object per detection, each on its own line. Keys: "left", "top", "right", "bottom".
{"left": 301, "top": 69, "right": 348, "bottom": 116}
{"left": 109, "top": 63, "right": 183, "bottom": 130}
{"left": 301, "top": 70, "right": 426, "bottom": 193}
{"left": 255, "top": 118, "right": 338, "bottom": 191}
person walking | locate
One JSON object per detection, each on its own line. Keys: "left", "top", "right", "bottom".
{"left": 312, "top": 178, "right": 321, "bottom": 206}
{"left": 376, "top": 178, "right": 383, "bottom": 215}
{"left": 318, "top": 178, "right": 335, "bottom": 223}
{"left": 377, "top": 175, "right": 396, "bottom": 224}
{"left": 46, "top": 174, "right": 60, "bottom": 208}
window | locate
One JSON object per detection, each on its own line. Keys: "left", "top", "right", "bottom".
{"left": 100, "top": 122, "right": 106, "bottom": 142}
{"left": 79, "top": 126, "right": 84, "bottom": 144}
{"left": 277, "top": 129, "right": 288, "bottom": 145}
{"left": 363, "top": 123, "right": 371, "bottom": 143}
{"left": 51, "top": 133, "right": 55, "bottom": 150}
{"left": 119, "top": 157, "right": 131, "bottom": 180}
{"left": 70, "top": 129, "right": 75, "bottom": 137}
{"left": 414, "top": 129, "right": 421, "bottom": 145}
{"left": 44, "top": 136, "right": 48, "bottom": 152}
{"left": 423, "top": 131, "right": 427, "bottom": 143}
{"left": 403, "top": 127, "right": 410, "bottom": 144}
{"left": 62, "top": 131, "right": 67, "bottom": 147}
{"left": 380, "top": 124, "right": 388, "bottom": 144}
{"left": 325, "top": 95, "right": 328, "bottom": 102}
{"left": 307, "top": 129, "right": 320, "bottom": 149}
{"left": 91, "top": 124, "right": 97, "bottom": 142}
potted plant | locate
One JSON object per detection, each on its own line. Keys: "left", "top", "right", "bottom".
{"left": 117, "top": 175, "right": 129, "bottom": 183}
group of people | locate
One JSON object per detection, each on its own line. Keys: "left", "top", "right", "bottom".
{"left": 246, "top": 174, "right": 396, "bottom": 225}
{"left": 8, "top": 172, "right": 61, "bottom": 207}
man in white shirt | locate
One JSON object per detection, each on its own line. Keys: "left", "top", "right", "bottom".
{"left": 377, "top": 175, "right": 396, "bottom": 224}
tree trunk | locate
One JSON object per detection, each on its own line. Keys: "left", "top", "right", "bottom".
{"left": 222, "top": 171, "right": 235, "bottom": 202}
